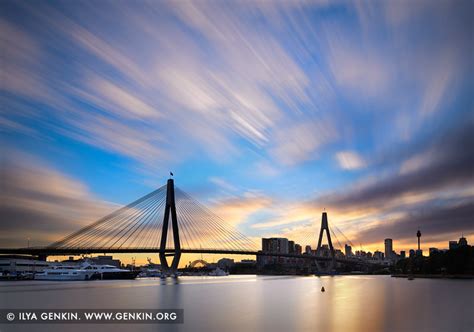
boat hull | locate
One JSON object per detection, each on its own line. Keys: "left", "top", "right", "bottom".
{"left": 34, "top": 272, "right": 96, "bottom": 281}
{"left": 92, "top": 271, "right": 139, "bottom": 280}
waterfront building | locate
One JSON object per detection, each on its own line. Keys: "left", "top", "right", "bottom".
{"left": 256, "top": 252, "right": 270, "bottom": 267}
{"left": 288, "top": 241, "right": 295, "bottom": 254}
{"left": 318, "top": 244, "right": 331, "bottom": 257}
{"left": 261, "top": 238, "right": 289, "bottom": 254}
{"left": 373, "top": 251, "right": 384, "bottom": 260}
{"left": 384, "top": 239, "right": 393, "bottom": 260}
{"left": 61, "top": 255, "right": 121, "bottom": 268}
{"left": 90, "top": 255, "right": 121, "bottom": 268}
{"left": 234, "top": 259, "right": 257, "bottom": 271}
{"left": 449, "top": 241, "right": 459, "bottom": 250}
{"left": 0, "top": 256, "right": 50, "bottom": 274}
{"left": 262, "top": 238, "right": 272, "bottom": 252}
{"left": 458, "top": 236, "right": 468, "bottom": 246}
{"left": 335, "top": 249, "right": 344, "bottom": 259}
{"left": 60, "top": 256, "right": 78, "bottom": 264}
{"left": 449, "top": 236, "right": 469, "bottom": 250}
{"left": 278, "top": 238, "right": 289, "bottom": 254}
{"left": 345, "top": 244, "right": 353, "bottom": 257}
{"left": 355, "top": 250, "right": 367, "bottom": 258}
{"left": 294, "top": 244, "right": 302, "bottom": 255}
{"left": 259, "top": 238, "right": 294, "bottom": 267}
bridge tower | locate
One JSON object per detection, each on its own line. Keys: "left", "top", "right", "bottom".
{"left": 315, "top": 211, "right": 335, "bottom": 272}
{"left": 159, "top": 178, "right": 181, "bottom": 274}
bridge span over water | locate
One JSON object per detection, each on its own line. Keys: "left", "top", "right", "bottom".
{"left": 0, "top": 179, "right": 374, "bottom": 273}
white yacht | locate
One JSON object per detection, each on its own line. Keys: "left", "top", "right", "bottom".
{"left": 208, "top": 267, "right": 228, "bottom": 276}
{"left": 34, "top": 265, "right": 97, "bottom": 281}
{"left": 138, "top": 268, "right": 162, "bottom": 278}
{"left": 82, "top": 263, "right": 139, "bottom": 280}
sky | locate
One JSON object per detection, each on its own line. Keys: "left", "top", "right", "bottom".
{"left": 1, "top": 0, "right": 473, "bottom": 264}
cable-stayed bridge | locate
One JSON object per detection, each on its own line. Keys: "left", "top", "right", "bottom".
{"left": 0, "top": 179, "right": 372, "bottom": 273}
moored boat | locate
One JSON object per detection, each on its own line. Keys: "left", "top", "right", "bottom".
{"left": 34, "top": 266, "right": 97, "bottom": 281}
{"left": 82, "top": 263, "right": 139, "bottom": 280}
{"left": 208, "top": 267, "right": 228, "bottom": 276}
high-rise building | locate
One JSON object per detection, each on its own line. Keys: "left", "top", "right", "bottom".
{"left": 355, "top": 250, "right": 367, "bottom": 258}
{"left": 261, "top": 238, "right": 289, "bottom": 254}
{"left": 335, "top": 249, "right": 344, "bottom": 259}
{"left": 305, "top": 245, "right": 312, "bottom": 254}
{"left": 344, "top": 244, "right": 353, "bottom": 257}
{"left": 294, "top": 244, "right": 302, "bottom": 255}
{"left": 277, "top": 238, "right": 289, "bottom": 254}
{"left": 458, "top": 236, "right": 468, "bottom": 246}
{"left": 319, "top": 244, "right": 331, "bottom": 257}
{"left": 373, "top": 251, "right": 384, "bottom": 260}
{"left": 449, "top": 241, "right": 458, "bottom": 250}
{"left": 417, "top": 229, "right": 422, "bottom": 250}
{"left": 429, "top": 248, "right": 439, "bottom": 256}
{"left": 384, "top": 239, "right": 393, "bottom": 260}
{"left": 409, "top": 249, "right": 415, "bottom": 257}
{"left": 288, "top": 241, "right": 295, "bottom": 254}
{"left": 262, "top": 238, "right": 271, "bottom": 252}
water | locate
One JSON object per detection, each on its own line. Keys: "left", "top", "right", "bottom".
{"left": 0, "top": 275, "right": 472, "bottom": 332}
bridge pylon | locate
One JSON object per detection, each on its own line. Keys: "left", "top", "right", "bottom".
{"left": 315, "top": 211, "right": 336, "bottom": 273}
{"left": 159, "top": 178, "right": 181, "bottom": 274}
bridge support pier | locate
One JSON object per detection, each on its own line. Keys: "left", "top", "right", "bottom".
{"left": 315, "top": 212, "right": 336, "bottom": 274}
{"left": 159, "top": 179, "right": 181, "bottom": 276}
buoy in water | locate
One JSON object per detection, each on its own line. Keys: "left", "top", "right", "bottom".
{"left": 321, "top": 286, "right": 325, "bottom": 292}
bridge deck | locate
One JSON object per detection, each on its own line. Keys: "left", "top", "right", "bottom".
{"left": 0, "top": 247, "right": 370, "bottom": 265}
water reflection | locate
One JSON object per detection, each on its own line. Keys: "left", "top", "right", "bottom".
{"left": 0, "top": 276, "right": 472, "bottom": 332}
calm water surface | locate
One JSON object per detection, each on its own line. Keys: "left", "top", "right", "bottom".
{"left": 0, "top": 275, "right": 472, "bottom": 332}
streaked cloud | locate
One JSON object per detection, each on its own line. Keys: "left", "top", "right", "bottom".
{"left": 0, "top": 19, "right": 44, "bottom": 99}
{"left": 270, "top": 119, "right": 337, "bottom": 166}
{"left": 325, "top": 36, "right": 392, "bottom": 99}
{"left": 325, "top": 121, "right": 474, "bottom": 211}
{"left": 0, "top": 152, "right": 114, "bottom": 247}
{"left": 354, "top": 201, "right": 474, "bottom": 246}
{"left": 86, "top": 77, "right": 160, "bottom": 120}
{"left": 1, "top": 1, "right": 337, "bottom": 169}
{"left": 0, "top": 0, "right": 472, "bottom": 253}
{"left": 335, "top": 151, "right": 366, "bottom": 170}
{"left": 210, "top": 192, "right": 273, "bottom": 227}
{"left": 60, "top": 114, "right": 168, "bottom": 167}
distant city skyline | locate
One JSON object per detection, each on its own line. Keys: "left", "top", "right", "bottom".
{"left": 1, "top": 1, "right": 473, "bottom": 264}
